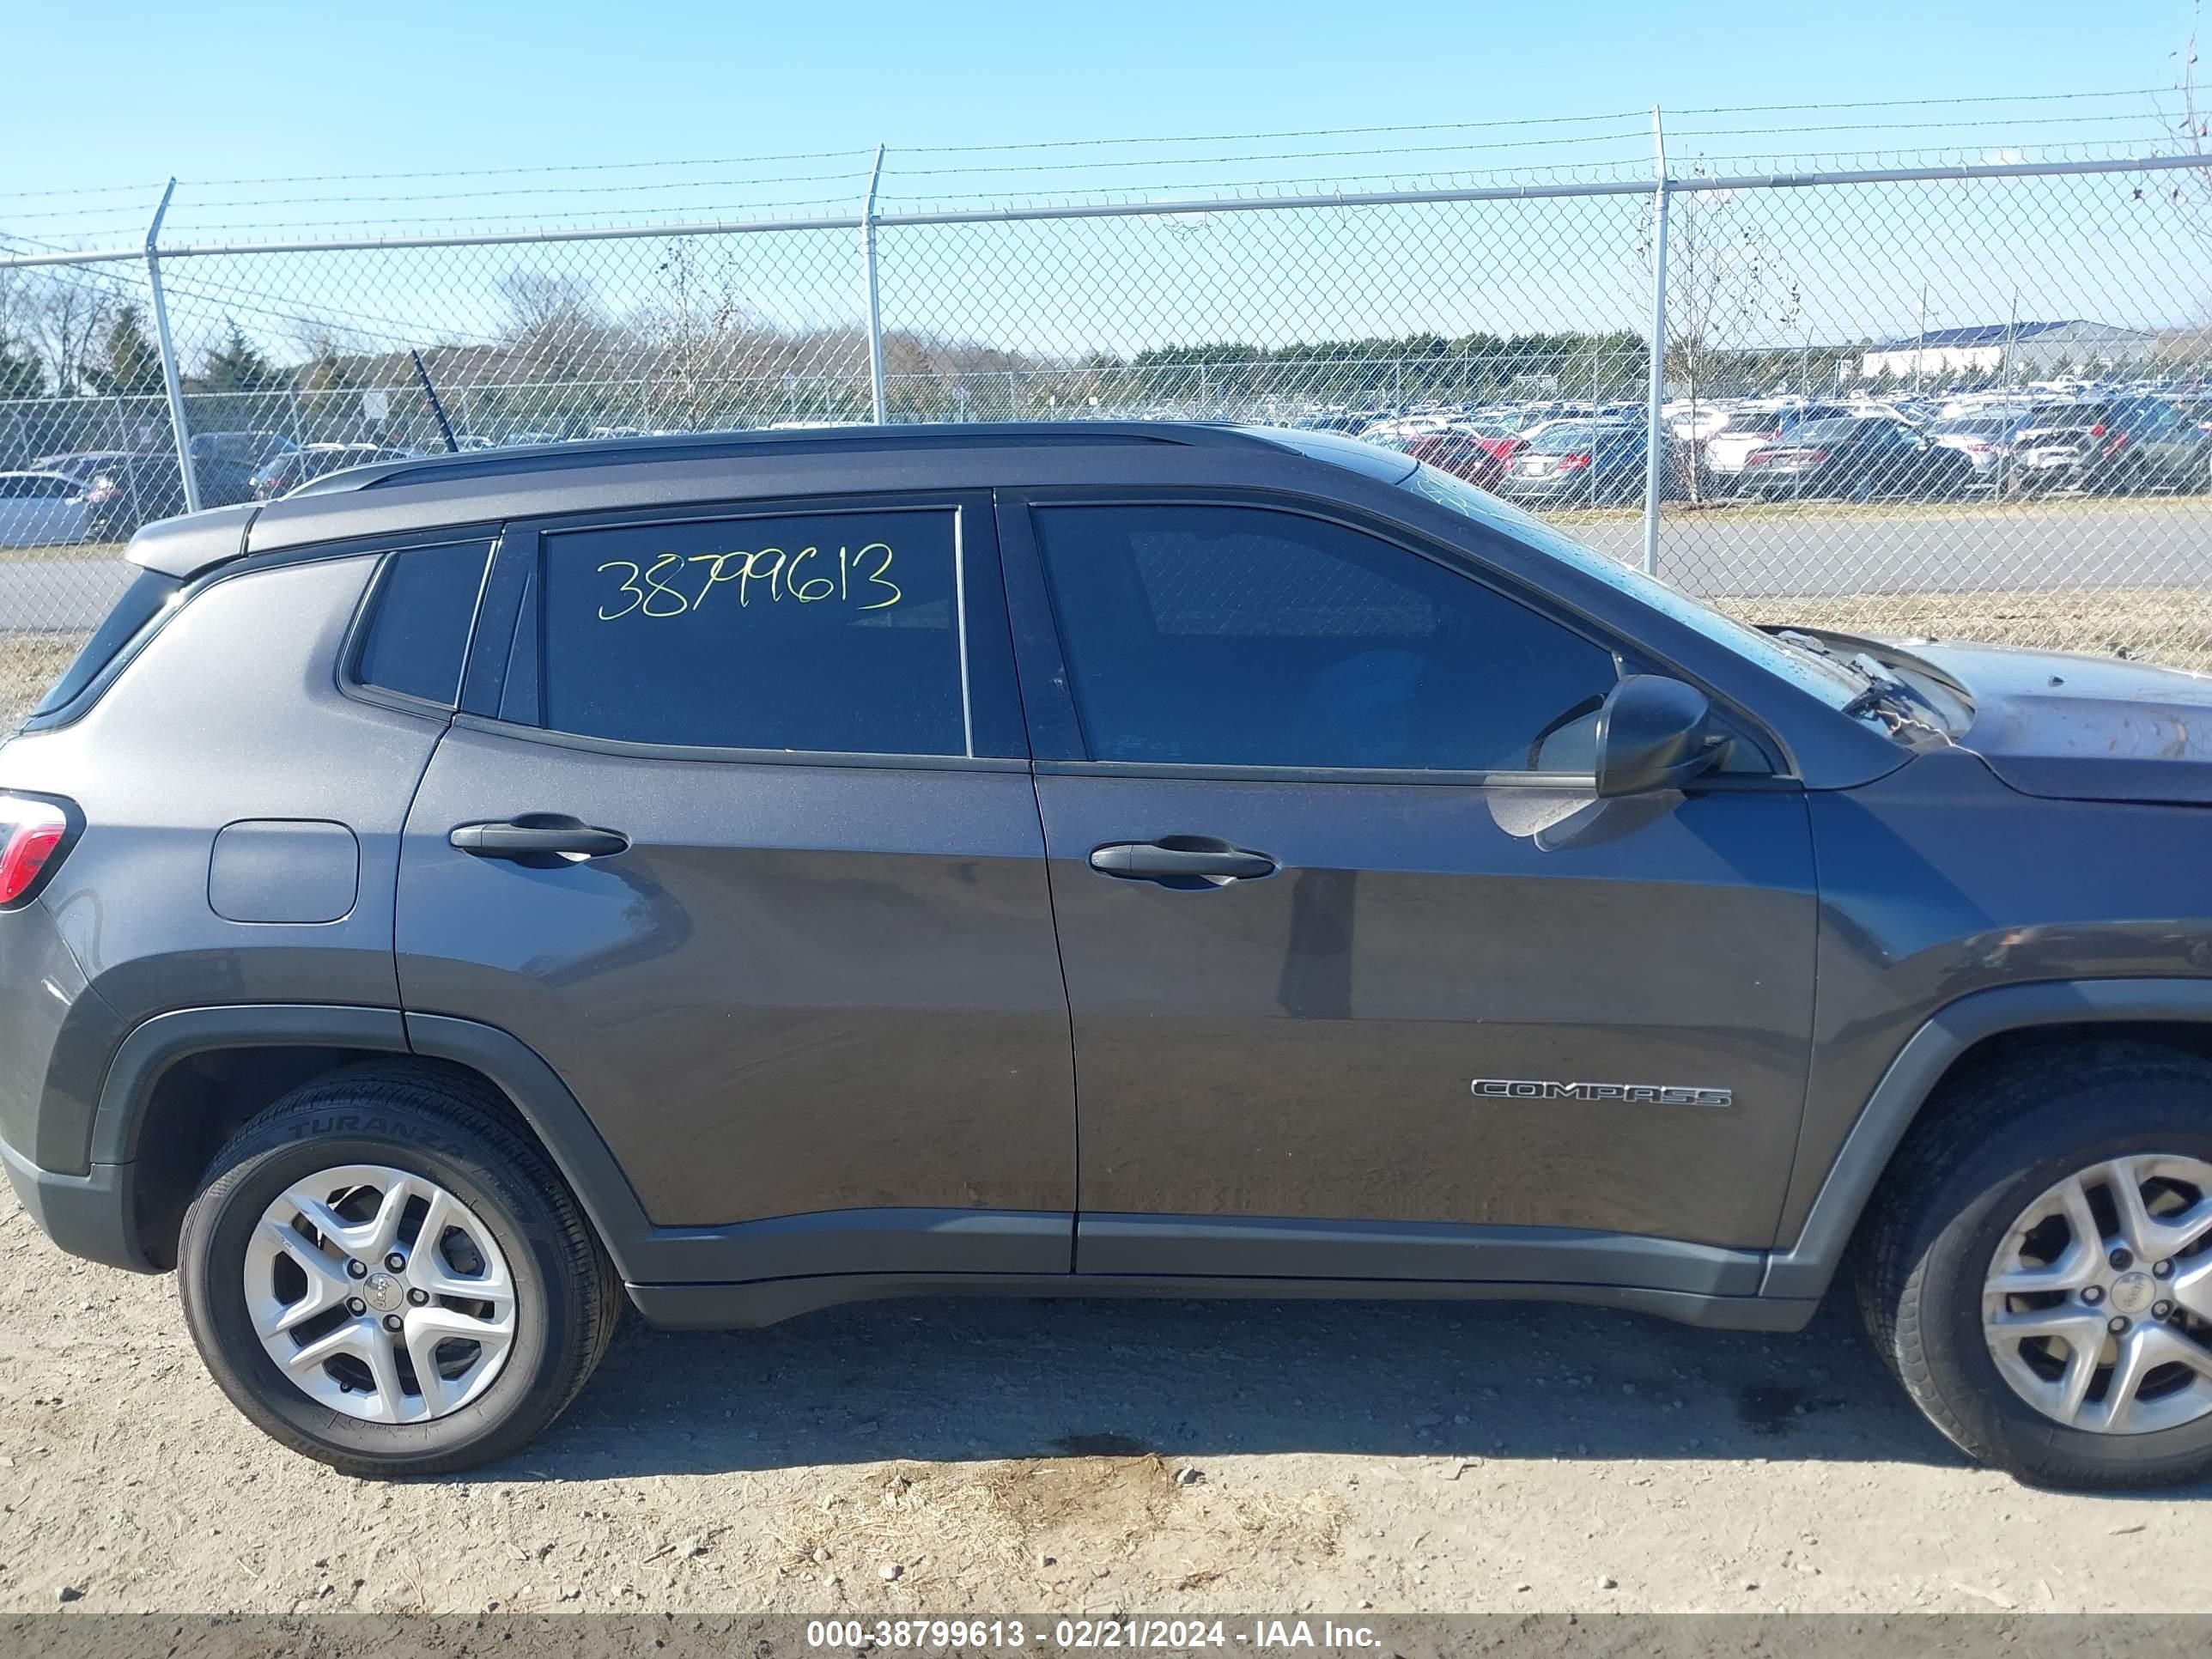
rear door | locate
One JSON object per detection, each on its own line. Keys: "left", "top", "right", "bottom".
{"left": 396, "top": 494, "right": 1076, "bottom": 1281}
{"left": 998, "top": 492, "right": 1819, "bottom": 1286}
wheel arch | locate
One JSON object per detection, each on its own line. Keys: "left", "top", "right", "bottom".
{"left": 97, "top": 1006, "right": 654, "bottom": 1278}
{"left": 1764, "top": 979, "right": 2212, "bottom": 1299}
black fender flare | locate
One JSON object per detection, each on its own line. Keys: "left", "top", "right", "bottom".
{"left": 1762, "top": 978, "right": 2212, "bottom": 1298}
{"left": 89, "top": 1004, "right": 663, "bottom": 1282}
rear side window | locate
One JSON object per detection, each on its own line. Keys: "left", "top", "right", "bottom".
{"left": 29, "top": 566, "right": 182, "bottom": 720}
{"left": 352, "top": 541, "right": 493, "bottom": 707}
{"left": 536, "top": 507, "right": 966, "bottom": 755}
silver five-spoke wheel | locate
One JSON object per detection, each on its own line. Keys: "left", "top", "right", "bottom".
{"left": 1984, "top": 1154, "right": 2212, "bottom": 1434}
{"left": 246, "top": 1163, "right": 517, "bottom": 1424}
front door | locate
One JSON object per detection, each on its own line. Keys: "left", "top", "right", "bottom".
{"left": 998, "top": 495, "right": 1818, "bottom": 1287}
{"left": 396, "top": 495, "right": 1076, "bottom": 1282}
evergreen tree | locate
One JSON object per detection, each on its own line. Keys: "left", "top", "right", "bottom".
{"left": 82, "top": 304, "right": 167, "bottom": 397}
{"left": 0, "top": 337, "right": 41, "bottom": 398}
{"left": 193, "top": 319, "right": 278, "bottom": 392}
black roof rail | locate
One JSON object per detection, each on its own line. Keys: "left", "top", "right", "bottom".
{"left": 291, "top": 421, "right": 1277, "bottom": 497}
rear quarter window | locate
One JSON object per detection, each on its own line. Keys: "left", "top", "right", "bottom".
{"left": 350, "top": 541, "right": 494, "bottom": 708}
{"left": 27, "top": 566, "right": 182, "bottom": 721}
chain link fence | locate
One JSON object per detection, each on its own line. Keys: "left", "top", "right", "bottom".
{"left": 3, "top": 141, "right": 2210, "bottom": 708}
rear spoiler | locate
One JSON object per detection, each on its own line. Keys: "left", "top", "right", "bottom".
{"left": 123, "top": 502, "right": 261, "bottom": 580}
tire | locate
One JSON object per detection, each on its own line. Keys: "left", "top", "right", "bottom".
{"left": 178, "top": 1062, "right": 622, "bottom": 1477}
{"left": 1855, "top": 1042, "right": 2212, "bottom": 1490}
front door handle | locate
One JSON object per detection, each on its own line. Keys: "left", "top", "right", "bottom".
{"left": 1089, "top": 838, "right": 1279, "bottom": 884}
{"left": 450, "top": 817, "right": 629, "bottom": 860}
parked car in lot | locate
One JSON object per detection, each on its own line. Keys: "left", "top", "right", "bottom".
{"left": 2008, "top": 398, "right": 2212, "bottom": 496}
{"left": 1927, "top": 411, "right": 2037, "bottom": 486}
{"left": 250, "top": 443, "right": 421, "bottom": 500}
{"left": 1700, "top": 402, "right": 1856, "bottom": 485}
{"left": 81, "top": 455, "right": 253, "bottom": 538}
{"left": 1737, "top": 416, "right": 1978, "bottom": 501}
{"left": 1400, "top": 426, "right": 1522, "bottom": 489}
{"left": 0, "top": 470, "right": 91, "bottom": 547}
{"left": 1495, "top": 420, "right": 1656, "bottom": 505}
{"left": 31, "top": 451, "right": 137, "bottom": 489}
{"left": 190, "top": 430, "right": 296, "bottom": 472}
{"left": 15, "top": 424, "right": 2212, "bottom": 1488}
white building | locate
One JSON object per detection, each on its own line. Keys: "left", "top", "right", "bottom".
{"left": 1855, "top": 319, "right": 2156, "bottom": 381}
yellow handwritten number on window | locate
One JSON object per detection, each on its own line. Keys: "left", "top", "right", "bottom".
{"left": 599, "top": 541, "right": 902, "bottom": 619}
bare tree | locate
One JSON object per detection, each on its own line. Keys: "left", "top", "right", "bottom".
{"left": 1639, "top": 170, "right": 1779, "bottom": 501}
{"left": 27, "top": 273, "right": 113, "bottom": 397}
{"left": 493, "top": 269, "right": 633, "bottom": 386}
{"left": 639, "top": 240, "right": 750, "bottom": 427}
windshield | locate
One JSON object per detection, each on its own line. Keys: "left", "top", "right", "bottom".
{"left": 1787, "top": 418, "right": 1874, "bottom": 443}
{"left": 1528, "top": 422, "right": 1601, "bottom": 453}
{"left": 1398, "top": 463, "right": 1866, "bottom": 709}
{"left": 2023, "top": 404, "right": 2109, "bottom": 428}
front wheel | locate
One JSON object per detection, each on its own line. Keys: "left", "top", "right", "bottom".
{"left": 178, "top": 1063, "right": 622, "bottom": 1477}
{"left": 1856, "top": 1044, "right": 2212, "bottom": 1488}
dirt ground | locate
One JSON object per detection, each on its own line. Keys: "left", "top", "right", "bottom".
{"left": 1, "top": 1178, "right": 2207, "bottom": 1618}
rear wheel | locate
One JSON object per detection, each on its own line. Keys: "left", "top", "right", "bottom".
{"left": 1856, "top": 1044, "right": 2212, "bottom": 1488}
{"left": 179, "top": 1063, "right": 621, "bottom": 1477}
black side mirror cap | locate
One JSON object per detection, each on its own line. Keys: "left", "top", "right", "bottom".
{"left": 1594, "top": 674, "right": 1718, "bottom": 798}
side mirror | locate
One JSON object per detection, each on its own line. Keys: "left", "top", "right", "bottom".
{"left": 1594, "top": 674, "right": 1718, "bottom": 798}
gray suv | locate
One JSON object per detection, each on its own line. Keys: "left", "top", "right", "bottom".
{"left": 3, "top": 424, "right": 2209, "bottom": 1486}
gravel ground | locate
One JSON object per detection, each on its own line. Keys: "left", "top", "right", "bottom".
{"left": 1, "top": 1178, "right": 2207, "bottom": 1618}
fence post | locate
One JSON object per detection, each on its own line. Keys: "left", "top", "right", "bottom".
{"left": 1638, "top": 107, "right": 1670, "bottom": 577}
{"left": 143, "top": 179, "right": 202, "bottom": 514}
{"left": 860, "top": 145, "right": 888, "bottom": 425}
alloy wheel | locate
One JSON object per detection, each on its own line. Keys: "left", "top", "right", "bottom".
{"left": 242, "top": 1164, "right": 518, "bottom": 1424}
{"left": 1983, "top": 1155, "right": 2212, "bottom": 1434}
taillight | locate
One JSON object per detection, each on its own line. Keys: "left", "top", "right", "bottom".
{"left": 1556, "top": 452, "right": 1592, "bottom": 471}
{"left": 2088, "top": 423, "right": 2106, "bottom": 437}
{"left": 0, "top": 795, "right": 72, "bottom": 908}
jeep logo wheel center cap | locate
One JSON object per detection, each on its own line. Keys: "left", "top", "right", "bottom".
{"left": 363, "top": 1272, "right": 405, "bottom": 1315}
{"left": 2110, "top": 1271, "right": 2156, "bottom": 1316}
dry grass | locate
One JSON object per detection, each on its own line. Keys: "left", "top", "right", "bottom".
{"left": 0, "top": 633, "right": 86, "bottom": 731}
{"left": 0, "top": 540, "right": 128, "bottom": 565}
{"left": 1717, "top": 586, "right": 2212, "bottom": 675}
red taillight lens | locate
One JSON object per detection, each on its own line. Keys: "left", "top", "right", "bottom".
{"left": 2088, "top": 423, "right": 2106, "bottom": 437}
{"left": 1555, "top": 452, "right": 1592, "bottom": 471}
{"left": 0, "top": 797, "right": 70, "bottom": 907}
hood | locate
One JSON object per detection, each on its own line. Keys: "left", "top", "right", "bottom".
{"left": 1906, "top": 641, "right": 2212, "bottom": 805}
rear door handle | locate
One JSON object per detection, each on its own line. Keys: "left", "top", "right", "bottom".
{"left": 1089, "top": 838, "right": 1279, "bottom": 884}
{"left": 450, "top": 818, "right": 629, "bottom": 860}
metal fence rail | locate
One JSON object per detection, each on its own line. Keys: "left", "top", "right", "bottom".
{"left": 3, "top": 137, "right": 2209, "bottom": 675}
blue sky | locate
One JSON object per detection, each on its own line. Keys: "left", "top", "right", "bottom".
{"left": 4, "top": 0, "right": 2200, "bottom": 216}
